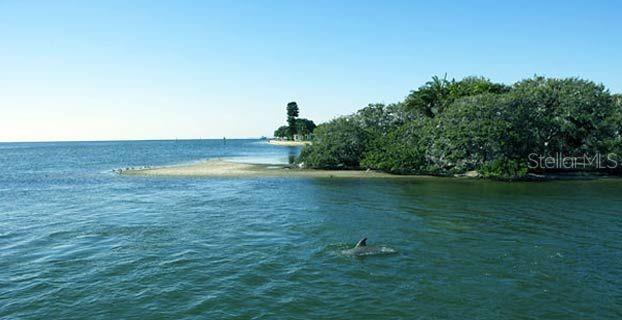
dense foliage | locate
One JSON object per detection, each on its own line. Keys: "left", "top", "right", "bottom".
{"left": 274, "top": 118, "right": 316, "bottom": 139}
{"left": 274, "top": 126, "right": 289, "bottom": 138}
{"left": 274, "top": 102, "right": 316, "bottom": 140}
{"left": 295, "top": 118, "right": 317, "bottom": 137}
{"left": 298, "top": 76, "right": 622, "bottom": 179}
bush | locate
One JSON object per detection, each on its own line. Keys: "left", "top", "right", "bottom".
{"left": 298, "top": 117, "right": 369, "bottom": 169}
{"left": 274, "top": 126, "right": 289, "bottom": 138}
{"left": 479, "top": 159, "right": 529, "bottom": 180}
{"left": 509, "top": 77, "right": 617, "bottom": 157}
{"left": 423, "top": 94, "right": 518, "bottom": 174}
{"left": 404, "top": 76, "right": 510, "bottom": 117}
{"left": 298, "top": 76, "right": 622, "bottom": 179}
{"left": 361, "top": 118, "right": 430, "bottom": 174}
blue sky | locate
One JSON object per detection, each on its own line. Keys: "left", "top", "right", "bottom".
{"left": 1, "top": 0, "right": 621, "bottom": 141}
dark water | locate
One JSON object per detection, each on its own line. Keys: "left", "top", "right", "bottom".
{"left": 1, "top": 140, "right": 621, "bottom": 319}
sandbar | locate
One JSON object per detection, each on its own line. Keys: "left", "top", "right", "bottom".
{"left": 120, "top": 159, "right": 420, "bottom": 179}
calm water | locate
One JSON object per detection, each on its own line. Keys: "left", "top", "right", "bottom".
{"left": 1, "top": 140, "right": 621, "bottom": 319}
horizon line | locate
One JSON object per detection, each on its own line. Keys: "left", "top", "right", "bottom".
{"left": 0, "top": 137, "right": 271, "bottom": 144}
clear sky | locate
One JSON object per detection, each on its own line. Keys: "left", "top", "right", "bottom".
{"left": 1, "top": 0, "right": 621, "bottom": 142}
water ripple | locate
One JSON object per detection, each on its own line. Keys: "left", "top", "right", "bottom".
{"left": 1, "top": 140, "right": 621, "bottom": 319}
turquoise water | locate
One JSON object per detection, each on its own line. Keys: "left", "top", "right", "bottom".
{"left": 1, "top": 140, "right": 621, "bottom": 319}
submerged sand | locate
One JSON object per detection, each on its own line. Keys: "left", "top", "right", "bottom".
{"left": 120, "top": 159, "right": 419, "bottom": 178}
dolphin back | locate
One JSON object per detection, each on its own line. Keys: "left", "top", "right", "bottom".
{"left": 355, "top": 237, "right": 367, "bottom": 247}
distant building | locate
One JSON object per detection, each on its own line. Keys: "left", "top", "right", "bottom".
{"left": 293, "top": 134, "right": 313, "bottom": 141}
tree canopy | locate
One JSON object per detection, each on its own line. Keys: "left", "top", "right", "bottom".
{"left": 274, "top": 102, "right": 316, "bottom": 140}
{"left": 286, "top": 101, "right": 300, "bottom": 138}
{"left": 274, "top": 119, "right": 316, "bottom": 138}
{"left": 298, "top": 76, "right": 622, "bottom": 180}
{"left": 274, "top": 126, "right": 289, "bottom": 138}
{"left": 296, "top": 118, "right": 317, "bottom": 136}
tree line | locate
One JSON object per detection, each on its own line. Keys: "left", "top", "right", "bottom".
{"left": 297, "top": 76, "right": 622, "bottom": 179}
{"left": 274, "top": 101, "right": 317, "bottom": 141}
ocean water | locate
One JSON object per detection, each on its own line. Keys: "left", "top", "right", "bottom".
{"left": 1, "top": 139, "right": 621, "bottom": 319}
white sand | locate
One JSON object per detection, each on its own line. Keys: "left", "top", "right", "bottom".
{"left": 267, "top": 140, "right": 311, "bottom": 146}
{"left": 121, "top": 159, "right": 421, "bottom": 179}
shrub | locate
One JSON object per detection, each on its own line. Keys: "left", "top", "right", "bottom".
{"left": 298, "top": 117, "right": 369, "bottom": 169}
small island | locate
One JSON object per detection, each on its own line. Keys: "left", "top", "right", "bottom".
{"left": 268, "top": 101, "right": 316, "bottom": 146}
{"left": 122, "top": 76, "right": 622, "bottom": 181}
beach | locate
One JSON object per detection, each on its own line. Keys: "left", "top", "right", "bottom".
{"left": 120, "top": 159, "right": 417, "bottom": 178}
{"left": 267, "top": 139, "right": 311, "bottom": 146}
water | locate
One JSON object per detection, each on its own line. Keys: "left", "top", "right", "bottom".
{"left": 1, "top": 140, "right": 621, "bottom": 319}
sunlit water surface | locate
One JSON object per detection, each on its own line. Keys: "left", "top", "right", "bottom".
{"left": 1, "top": 140, "right": 621, "bottom": 319}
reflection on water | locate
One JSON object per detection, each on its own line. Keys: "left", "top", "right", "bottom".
{"left": 1, "top": 140, "right": 621, "bottom": 319}
{"left": 288, "top": 146, "right": 298, "bottom": 164}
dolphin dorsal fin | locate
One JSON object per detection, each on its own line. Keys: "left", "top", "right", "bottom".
{"left": 355, "top": 237, "right": 367, "bottom": 247}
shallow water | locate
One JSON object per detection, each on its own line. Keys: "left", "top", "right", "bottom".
{"left": 1, "top": 139, "right": 621, "bottom": 319}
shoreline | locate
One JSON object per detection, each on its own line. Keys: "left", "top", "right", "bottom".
{"left": 118, "top": 159, "right": 622, "bottom": 181}
{"left": 119, "top": 159, "right": 426, "bottom": 179}
{"left": 267, "top": 140, "right": 311, "bottom": 146}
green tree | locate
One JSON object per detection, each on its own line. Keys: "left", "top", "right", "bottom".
{"left": 427, "top": 94, "right": 521, "bottom": 176}
{"left": 299, "top": 103, "right": 410, "bottom": 169}
{"left": 404, "top": 75, "right": 451, "bottom": 117}
{"left": 361, "top": 117, "right": 430, "bottom": 174}
{"left": 297, "top": 75, "right": 621, "bottom": 179}
{"left": 286, "top": 101, "right": 300, "bottom": 139}
{"left": 352, "top": 103, "right": 407, "bottom": 135}
{"left": 510, "top": 77, "right": 617, "bottom": 158}
{"left": 298, "top": 117, "right": 369, "bottom": 168}
{"left": 447, "top": 76, "right": 510, "bottom": 99}
{"left": 295, "top": 118, "right": 316, "bottom": 139}
{"left": 404, "top": 76, "right": 510, "bottom": 118}
{"left": 274, "top": 126, "right": 289, "bottom": 138}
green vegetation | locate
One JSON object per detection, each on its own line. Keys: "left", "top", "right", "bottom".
{"left": 274, "top": 102, "right": 316, "bottom": 140}
{"left": 298, "top": 76, "right": 622, "bottom": 179}
{"left": 286, "top": 102, "right": 300, "bottom": 139}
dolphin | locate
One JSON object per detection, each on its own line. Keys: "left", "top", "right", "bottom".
{"left": 341, "top": 237, "right": 396, "bottom": 257}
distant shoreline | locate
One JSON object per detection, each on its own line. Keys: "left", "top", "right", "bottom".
{"left": 120, "top": 159, "right": 424, "bottom": 179}
{"left": 267, "top": 140, "right": 311, "bottom": 146}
